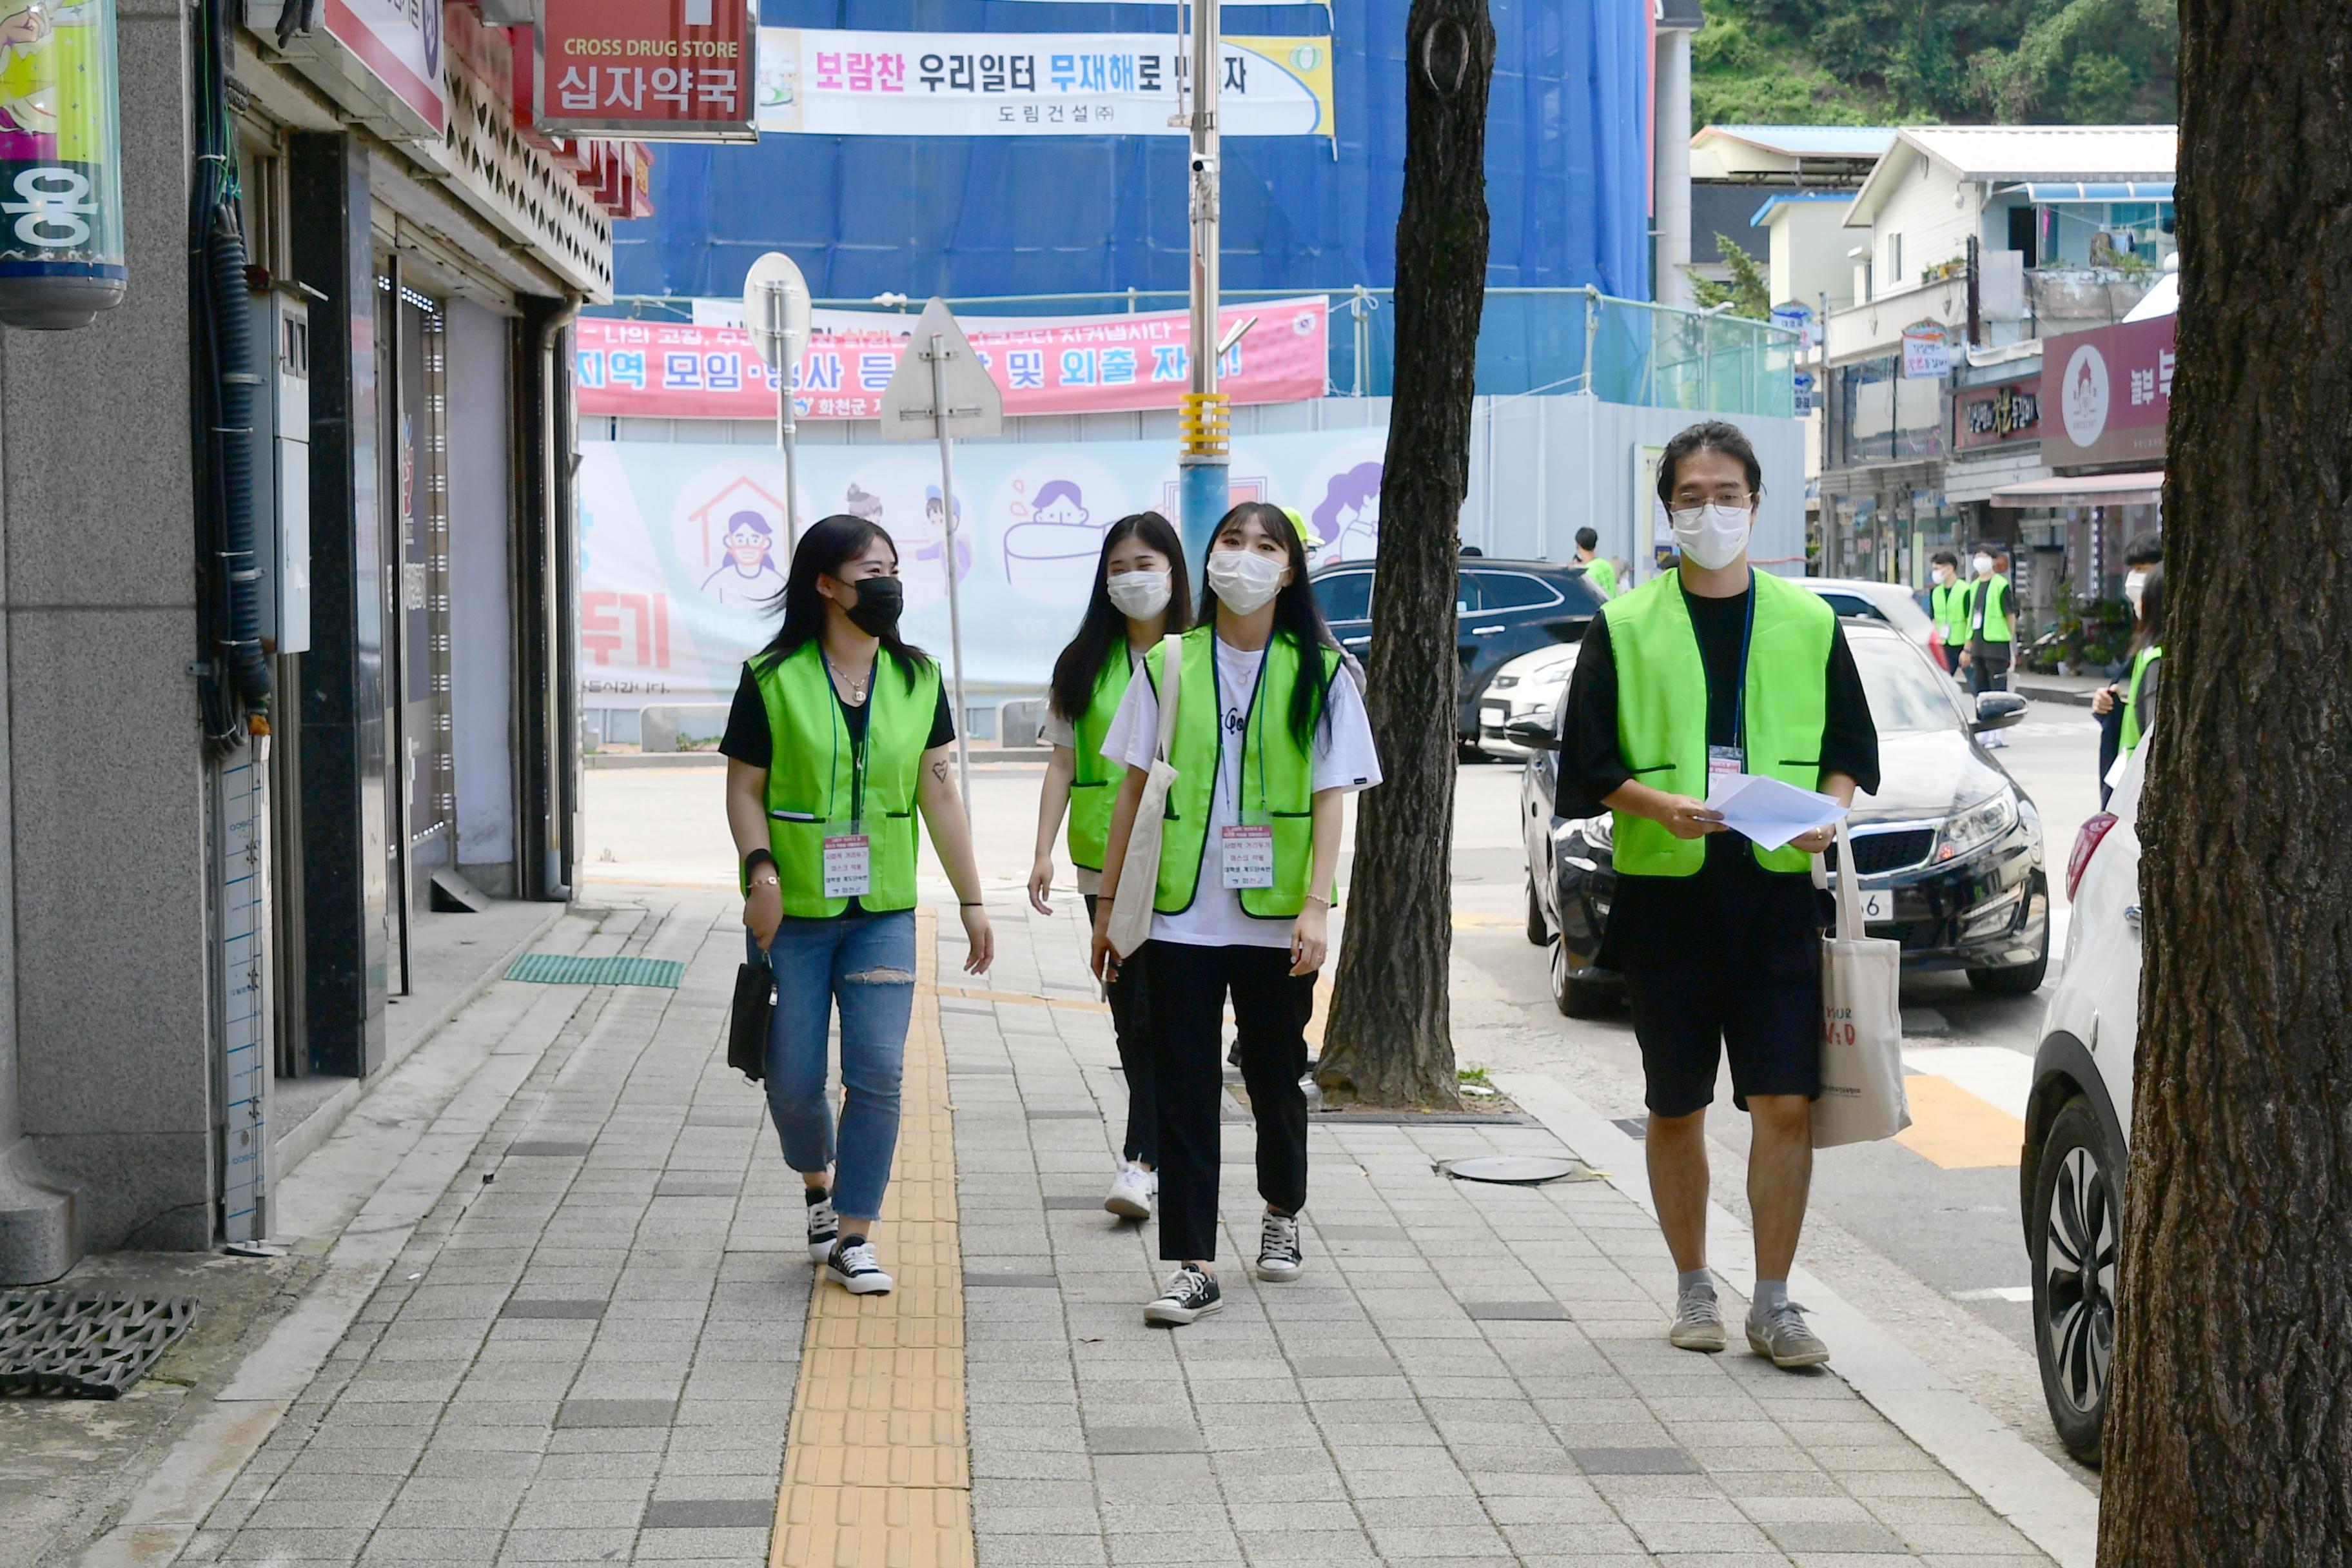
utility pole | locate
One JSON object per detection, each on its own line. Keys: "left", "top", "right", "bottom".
{"left": 926, "top": 331, "right": 973, "bottom": 810}
{"left": 1177, "top": 0, "right": 1229, "bottom": 562}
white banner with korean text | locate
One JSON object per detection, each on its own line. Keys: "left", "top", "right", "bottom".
{"left": 754, "top": 28, "right": 1335, "bottom": 138}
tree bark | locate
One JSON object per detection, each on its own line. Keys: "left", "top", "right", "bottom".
{"left": 1315, "top": 0, "right": 1493, "bottom": 1110}
{"left": 2100, "top": 3, "right": 2352, "bottom": 1561}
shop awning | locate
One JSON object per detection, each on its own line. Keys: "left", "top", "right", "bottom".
{"left": 2012, "top": 182, "right": 2175, "bottom": 203}
{"left": 1988, "top": 471, "right": 2166, "bottom": 507}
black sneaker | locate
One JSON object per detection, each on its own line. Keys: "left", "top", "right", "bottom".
{"left": 805, "top": 1188, "right": 839, "bottom": 1264}
{"left": 1253, "top": 1211, "right": 1303, "bottom": 1282}
{"left": 1142, "top": 1265, "right": 1222, "bottom": 1326}
{"left": 825, "top": 1237, "right": 892, "bottom": 1295}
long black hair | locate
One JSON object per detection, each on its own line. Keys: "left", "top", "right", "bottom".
{"left": 758, "top": 513, "right": 928, "bottom": 689}
{"left": 2129, "top": 561, "right": 2164, "bottom": 658}
{"left": 1200, "top": 501, "right": 1340, "bottom": 745}
{"left": 1047, "top": 511, "right": 1192, "bottom": 722}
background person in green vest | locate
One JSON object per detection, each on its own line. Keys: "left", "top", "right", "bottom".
{"left": 1965, "top": 547, "right": 2016, "bottom": 747}
{"left": 1928, "top": 549, "right": 1968, "bottom": 674}
{"left": 1555, "top": 420, "right": 1881, "bottom": 1370}
{"left": 1028, "top": 511, "right": 1193, "bottom": 1222}
{"left": 2092, "top": 560, "right": 2164, "bottom": 805}
{"left": 1086, "top": 502, "right": 1383, "bottom": 1328}
{"left": 2091, "top": 534, "right": 2163, "bottom": 802}
{"left": 721, "top": 514, "right": 995, "bottom": 1299}
{"left": 1576, "top": 526, "right": 1618, "bottom": 597}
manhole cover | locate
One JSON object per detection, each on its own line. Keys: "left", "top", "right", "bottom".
{"left": 0, "top": 1293, "right": 197, "bottom": 1398}
{"left": 1441, "top": 1155, "right": 1594, "bottom": 1186}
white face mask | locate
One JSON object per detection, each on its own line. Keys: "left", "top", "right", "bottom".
{"left": 1105, "top": 568, "right": 1171, "bottom": 620}
{"left": 2123, "top": 570, "right": 2148, "bottom": 618}
{"left": 1667, "top": 503, "right": 1751, "bottom": 572}
{"left": 1972, "top": 553, "right": 1994, "bottom": 576}
{"left": 1206, "top": 548, "right": 1287, "bottom": 614}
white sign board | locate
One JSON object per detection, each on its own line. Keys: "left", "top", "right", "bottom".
{"left": 878, "top": 298, "right": 1006, "bottom": 442}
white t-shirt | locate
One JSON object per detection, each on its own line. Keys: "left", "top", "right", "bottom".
{"left": 1101, "top": 634, "right": 1382, "bottom": 949}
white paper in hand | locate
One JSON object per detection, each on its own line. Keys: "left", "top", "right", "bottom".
{"left": 1703, "top": 773, "right": 1848, "bottom": 851}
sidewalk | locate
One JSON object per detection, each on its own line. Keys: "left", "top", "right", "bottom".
{"left": 84, "top": 887, "right": 2066, "bottom": 1567}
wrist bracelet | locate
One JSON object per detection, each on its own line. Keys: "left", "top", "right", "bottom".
{"left": 1303, "top": 894, "right": 1331, "bottom": 908}
{"left": 960, "top": 900, "right": 984, "bottom": 907}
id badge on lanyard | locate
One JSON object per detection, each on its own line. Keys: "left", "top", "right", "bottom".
{"left": 823, "top": 819, "right": 870, "bottom": 899}
{"left": 1708, "top": 745, "right": 1745, "bottom": 785}
{"left": 1220, "top": 815, "right": 1275, "bottom": 890}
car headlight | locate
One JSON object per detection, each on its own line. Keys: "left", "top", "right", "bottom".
{"left": 1936, "top": 788, "right": 2019, "bottom": 863}
{"left": 1490, "top": 673, "right": 1520, "bottom": 690}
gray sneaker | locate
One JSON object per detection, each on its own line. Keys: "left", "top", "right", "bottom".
{"left": 1746, "top": 1300, "right": 1830, "bottom": 1368}
{"left": 1668, "top": 1287, "right": 1725, "bottom": 1351}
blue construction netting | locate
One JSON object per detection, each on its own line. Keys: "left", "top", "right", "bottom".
{"left": 613, "top": 0, "right": 1652, "bottom": 304}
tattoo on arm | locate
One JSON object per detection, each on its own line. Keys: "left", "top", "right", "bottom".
{"left": 931, "top": 760, "right": 949, "bottom": 783}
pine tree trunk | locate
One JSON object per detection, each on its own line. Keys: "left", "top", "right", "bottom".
{"left": 2100, "top": 3, "right": 2352, "bottom": 1560}
{"left": 1315, "top": 0, "right": 1493, "bottom": 1110}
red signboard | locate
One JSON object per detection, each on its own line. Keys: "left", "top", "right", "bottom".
{"left": 2041, "top": 313, "right": 2175, "bottom": 467}
{"left": 538, "top": 0, "right": 757, "bottom": 141}
{"left": 1953, "top": 375, "right": 2041, "bottom": 451}
{"left": 574, "top": 299, "right": 1333, "bottom": 420}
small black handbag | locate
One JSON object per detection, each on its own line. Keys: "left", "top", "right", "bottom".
{"left": 727, "top": 954, "right": 774, "bottom": 1082}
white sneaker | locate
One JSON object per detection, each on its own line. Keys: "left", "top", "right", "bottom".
{"left": 825, "top": 1238, "right": 893, "bottom": 1295}
{"left": 805, "top": 1191, "right": 839, "bottom": 1264}
{"left": 1104, "top": 1159, "right": 1156, "bottom": 1220}
{"left": 1253, "top": 1211, "right": 1303, "bottom": 1282}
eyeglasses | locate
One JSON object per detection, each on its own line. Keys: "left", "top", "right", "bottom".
{"left": 1670, "top": 489, "right": 1754, "bottom": 509}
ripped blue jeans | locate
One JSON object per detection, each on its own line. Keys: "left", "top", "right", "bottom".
{"left": 752, "top": 911, "right": 916, "bottom": 1221}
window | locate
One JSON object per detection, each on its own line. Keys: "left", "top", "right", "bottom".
{"left": 1313, "top": 569, "right": 1373, "bottom": 625}
{"left": 1465, "top": 571, "right": 1562, "bottom": 612}
{"left": 1887, "top": 232, "right": 1904, "bottom": 286}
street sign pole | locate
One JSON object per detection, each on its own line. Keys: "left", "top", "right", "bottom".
{"left": 765, "top": 282, "right": 803, "bottom": 549}
{"left": 743, "top": 253, "right": 812, "bottom": 549}
{"left": 925, "top": 332, "right": 973, "bottom": 811}
{"left": 875, "top": 297, "right": 1003, "bottom": 817}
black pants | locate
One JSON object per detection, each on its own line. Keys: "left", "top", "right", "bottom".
{"left": 1968, "top": 642, "right": 2011, "bottom": 696}
{"left": 1084, "top": 893, "right": 1157, "bottom": 1165}
{"left": 1147, "top": 941, "right": 1317, "bottom": 1262}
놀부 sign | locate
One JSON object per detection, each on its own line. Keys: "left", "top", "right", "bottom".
{"left": 2043, "top": 313, "right": 2175, "bottom": 467}
{"left": 1952, "top": 375, "right": 2041, "bottom": 451}
{"left": 539, "top": 0, "right": 757, "bottom": 141}
{"left": 574, "top": 297, "right": 1330, "bottom": 420}
{"left": 755, "top": 28, "right": 1334, "bottom": 139}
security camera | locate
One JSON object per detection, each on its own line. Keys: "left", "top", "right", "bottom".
{"left": 1190, "top": 154, "right": 1218, "bottom": 175}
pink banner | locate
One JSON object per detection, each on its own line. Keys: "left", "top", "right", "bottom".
{"left": 574, "top": 298, "right": 1330, "bottom": 420}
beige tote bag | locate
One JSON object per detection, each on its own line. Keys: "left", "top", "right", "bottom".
{"left": 1812, "top": 818, "right": 1912, "bottom": 1148}
{"left": 1104, "top": 635, "right": 1182, "bottom": 959}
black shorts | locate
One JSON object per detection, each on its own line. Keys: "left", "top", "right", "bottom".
{"left": 1623, "top": 960, "right": 1821, "bottom": 1119}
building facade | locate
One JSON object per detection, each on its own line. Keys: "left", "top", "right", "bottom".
{"left": 0, "top": 0, "right": 638, "bottom": 1279}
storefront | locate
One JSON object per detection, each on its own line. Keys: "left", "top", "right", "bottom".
{"left": 1818, "top": 351, "right": 1952, "bottom": 582}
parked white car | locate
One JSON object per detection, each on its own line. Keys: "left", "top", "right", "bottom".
{"left": 2021, "top": 735, "right": 2144, "bottom": 1465}
{"left": 1803, "top": 576, "right": 1944, "bottom": 663}
{"left": 1475, "top": 642, "right": 1580, "bottom": 759}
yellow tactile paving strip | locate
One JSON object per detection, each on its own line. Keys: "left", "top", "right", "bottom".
{"left": 772, "top": 910, "right": 977, "bottom": 1568}
{"left": 1894, "top": 1072, "right": 2028, "bottom": 1169}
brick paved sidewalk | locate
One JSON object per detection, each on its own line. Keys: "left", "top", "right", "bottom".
{"left": 952, "top": 901, "right": 2057, "bottom": 1568}
{"left": 134, "top": 888, "right": 2057, "bottom": 1567}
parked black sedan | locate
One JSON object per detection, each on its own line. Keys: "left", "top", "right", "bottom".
{"left": 1518, "top": 617, "right": 2049, "bottom": 1015}
{"left": 1311, "top": 557, "right": 1606, "bottom": 745}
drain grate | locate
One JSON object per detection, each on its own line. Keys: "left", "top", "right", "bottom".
{"left": 505, "top": 953, "right": 683, "bottom": 989}
{"left": 0, "top": 1293, "right": 197, "bottom": 1398}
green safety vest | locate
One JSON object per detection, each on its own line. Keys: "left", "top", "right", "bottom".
{"left": 2121, "top": 645, "right": 2162, "bottom": 754}
{"left": 1933, "top": 579, "right": 1971, "bottom": 646}
{"left": 1970, "top": 576, "right": 2013, "bottom": 643}
{"left": 1150, "top": 625, "right": 1342, "bottom": 919}
{"left": 751, "top": 643, "right": 942, "bottom": 917}
{"left": 1583, "top": 556, "right": 1618, "bottom": 598}
{"left": 1605, "top": 569, "right": 1835, "bottom": 876}
{"left": 1065, "top": 649, "right": 1133, "bottom": 872}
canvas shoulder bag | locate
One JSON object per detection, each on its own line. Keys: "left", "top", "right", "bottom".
{"left": 1812, "top": 818, "right": 1911, "bottom": 1148}
{"left": 1104, "top": 634, "right": 1182, "bottom": 959}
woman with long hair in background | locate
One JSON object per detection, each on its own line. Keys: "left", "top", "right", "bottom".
{"left": 721, "top": 513, "right": 994, "bottom": 1297}
{"left": 1088, "top": 502, "right": 1383, "bottom": 1326}
{"left": 1028, "top": 512, "right": 1193, "bottom": 1220}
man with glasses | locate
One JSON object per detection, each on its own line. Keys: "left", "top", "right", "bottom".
{"left": 1554, "top": 420, "right": 1880, "bottom": 1369}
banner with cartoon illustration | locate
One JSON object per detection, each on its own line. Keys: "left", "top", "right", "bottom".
{"left": 578, "top": 426, "right": 1391, "bottom": 707}
{"left": 754, "top": 28, "right": 1335, "bottom": 139}
{"left": 576, "top": 299, "right": 1330, "bottom": 421}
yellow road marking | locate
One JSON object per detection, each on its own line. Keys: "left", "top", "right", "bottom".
{"left": 1895, "top": 1073, "right": 2027, "bottom": 1169}
{"left": 773, "top": 910, "right": 975, "bottom": 1568}
{"left": 938, "top": 984, "right": 1110, "bottom": 1014}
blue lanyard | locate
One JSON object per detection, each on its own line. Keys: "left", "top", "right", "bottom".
{"left": 1707, "top": 570, "right": 1756, "bottom": 756}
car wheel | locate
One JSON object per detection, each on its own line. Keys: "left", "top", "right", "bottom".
{"left": 2030, "top": 1095, "right": 2119, "bottom": 1467}
{"left": 1549, "top": 937, "right": 1612, "bottom": 1017}
{"left": 1525, "top": 877, "right": 1549, "bottom": 946}
{"left": 1967, "top": 876, "right": 2051, "bottom": 995}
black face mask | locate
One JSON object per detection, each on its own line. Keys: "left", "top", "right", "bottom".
{"left": 843, "top": 575, "right": 904, "bottom": 638}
